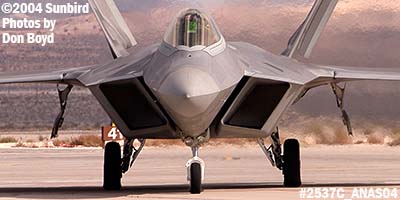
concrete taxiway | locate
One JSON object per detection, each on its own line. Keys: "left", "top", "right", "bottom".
{"left": 0, "top": 145, "right": 399, "bottom": 199}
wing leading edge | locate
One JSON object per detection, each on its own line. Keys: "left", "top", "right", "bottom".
{"left": 0, "top": 66, "right": 93, "bottom": 86}
{"left": 304, "top": 64, "right": 400, "bottom": 136}
{"left": 307, "top": 65, "right": 400, "bottom": 88}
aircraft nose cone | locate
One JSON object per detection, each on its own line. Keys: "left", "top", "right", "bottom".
{"left": 157, "top": 67, "right": 220, "bottom": 118}
{"left": 159, "top": 67, "right": 219, "bottom": 97}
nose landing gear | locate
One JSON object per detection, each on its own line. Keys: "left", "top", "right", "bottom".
{"left": 183, "top": 133, "right": 208, "bottom": 194}
{"left": 186, "top": 146, "right": 204, "bottom": 194}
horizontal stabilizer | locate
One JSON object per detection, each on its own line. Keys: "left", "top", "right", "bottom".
{"left": 88, "top": 0, "right": 137, "bottom": 58}
{"left": 282, "top": 0, "right": 338, "bottom": 58}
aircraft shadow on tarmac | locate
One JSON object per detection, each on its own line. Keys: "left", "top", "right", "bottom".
{"left": 0, "top": 182, "right": 399, "bottom": 199}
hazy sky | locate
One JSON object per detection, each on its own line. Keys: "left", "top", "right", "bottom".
{"left": 1, "top": 0, "right": 400, "bottom": 121}
{"left": 0, "top": 0, "right": 315, "bottom": 16}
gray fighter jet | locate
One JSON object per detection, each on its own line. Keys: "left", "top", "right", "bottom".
{"left": 2, "top": 0, "right": 400, "bottom": 194}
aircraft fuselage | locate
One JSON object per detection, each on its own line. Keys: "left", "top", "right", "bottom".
{"left": 144, "top": 45, "right": 244, "bottom": 136}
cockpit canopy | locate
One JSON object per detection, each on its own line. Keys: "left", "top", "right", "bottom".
{"left": 164, "top": 9, "right": 221, "bottom": 48}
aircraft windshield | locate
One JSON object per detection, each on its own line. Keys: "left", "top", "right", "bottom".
{"left": 164, "top": 9, "right": 221, "bottom": 48}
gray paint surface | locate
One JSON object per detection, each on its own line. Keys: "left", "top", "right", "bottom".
{"left": 0, "top": 1, "right": 400, "bottom": 139}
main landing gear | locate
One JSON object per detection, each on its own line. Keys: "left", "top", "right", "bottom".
{"left": 103, "top": 138, "right": 145, "bottom": 190}
{"left": 283, "top": 139, "right": 301, "bottom": 187}
{"left": 258, "top": 128, "right": 301, "bottom": 187}
{"left": 103, "top": 142, "right": 122, "bottom": 190}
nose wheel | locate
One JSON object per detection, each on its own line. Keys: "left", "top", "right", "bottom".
{"left": 189, "top": 162, "right": 202, "bottom": 193}
{"left": 186, "top": 146, "right": 205, "bottom": 194}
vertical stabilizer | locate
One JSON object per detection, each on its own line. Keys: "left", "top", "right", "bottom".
{"left": 282, "top": 0, "right": 338, "bottom": 58}
{"left": 89, "top": 0, "right": 137, "bottom": 58}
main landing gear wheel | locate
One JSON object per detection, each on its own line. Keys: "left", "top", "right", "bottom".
{"left": 283, "top": 139, "right": 301, "bottom": 187}
{"left": 189, "top": 163, "right": 202, "bottom": 194}
{"left": 103, "top": 142, "right": 122, "bottom": 190}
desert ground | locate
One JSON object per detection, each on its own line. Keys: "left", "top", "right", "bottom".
{"left": 0, "top": 145, "right": 399, "bottom": 200}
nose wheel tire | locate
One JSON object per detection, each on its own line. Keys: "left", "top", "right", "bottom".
{"left": 283, "top": 139, "right": 301, "bottom": 187}
{"left": 103, "top": 142, "right": 122, "bottom": 190}
{"left": 189, "top": 163, "right": 202, "bottom": 194}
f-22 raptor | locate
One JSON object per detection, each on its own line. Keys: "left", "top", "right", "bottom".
{"left": 1, "top": 0, "right": 400, "bottom": 194}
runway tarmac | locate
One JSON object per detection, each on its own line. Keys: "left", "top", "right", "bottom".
{"left": 0, "top": 145, "right": 399, "bottom": 199}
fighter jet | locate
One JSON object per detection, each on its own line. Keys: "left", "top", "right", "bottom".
{"left": 1, "top": 0, "right": 400, "bottom": 194}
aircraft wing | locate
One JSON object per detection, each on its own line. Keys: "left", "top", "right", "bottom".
{"left": 0, "top": 66, "right": 93, "bottom": 86}
{"left": 0, "top": 65, "right": 95, "bottom": 138}
{"left": 0, "top": 43, "right": 159, "bottom": 87}
{"left": 303, "top": 64, "right": 400, "bottom": 136}
{"left": 306, "top": 65, "right": 400, "bottom": 88}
